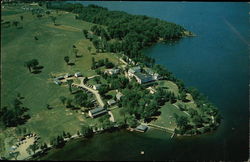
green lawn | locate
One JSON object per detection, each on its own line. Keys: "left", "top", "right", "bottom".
{"left": 1, "top": 5, "right": 123, "bottom": 156}
{"left": 150, "top": 102, "right": 189, "bottom": 130}
{"left": 111, "top": 108, "right": 126, "bottom": 123}
{"left": 106, "top": 90, "right": 117, "bottom": 98}
{"left": 156, "top": 80, "right": 179, "bottom": 96}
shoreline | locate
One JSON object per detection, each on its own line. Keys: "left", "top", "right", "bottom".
{"left": 1, "top": 3, "right": 221, "bottom": 160}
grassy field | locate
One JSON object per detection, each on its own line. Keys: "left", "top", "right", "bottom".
{"left": 1, "top": 4, "right": 123, "bottom": 156}
{"left": 111, "top": 108, "right": 126, "bottom": 123}
{"left": 150, "top": 102, "right": 189, "bottom": 130}
{"left": 156, "top": 80, "right": 179, "bottom": 96}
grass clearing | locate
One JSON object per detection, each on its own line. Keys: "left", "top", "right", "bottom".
{"left": 111, "top": 108, "right": 126, "bottom": 122}
{"left": 1, "top": 5, "right": 122, "bottom": 156}
{"left": 156, "top": 80, "right": 179, "bottom": 96}
{"left": 150, "top": 102, "right": 189, "bottom": 130}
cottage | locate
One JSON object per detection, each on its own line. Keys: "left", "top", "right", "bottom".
{"left": 88, "top": 107, "right": 107, "bottom": 118}
{"left": 107, "top": 99, "right": 116, "bottom": 106}
{"left": 75, "top": 72, "right": 82, "bottom": 77}
{"left": 135, "top": 124, "right": 148, "bottom": 132}
{"left": 116, "top": 92, "right": 124, "bottom": 101}
{"left": 93, "top": 84, "right": 101, "bottom": 90}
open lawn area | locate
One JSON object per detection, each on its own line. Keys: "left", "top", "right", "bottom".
{"left": 1, "top": 4, "right": 124, "bottom": 157}
{"left": 111, "top": 107, "right": 126, "bottom": 122}
{"left": 156, "top": 80, "right": 179, "bottom": 96}
{"left": 150, "top": 102, "right": 189, "bottom": 130}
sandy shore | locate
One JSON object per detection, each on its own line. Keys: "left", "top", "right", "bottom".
{"left": 14, "top": 137, "right": 35, "bottom": 160}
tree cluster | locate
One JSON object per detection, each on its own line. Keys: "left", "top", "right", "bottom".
{"left": 0, "top": 94, "right": 30, "bottom": 128}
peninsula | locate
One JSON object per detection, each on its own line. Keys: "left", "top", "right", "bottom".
{"left": 1, "top": 1, "right": 221, "bottom": 160}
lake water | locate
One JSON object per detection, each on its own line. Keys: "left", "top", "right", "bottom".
{"left": 45, "top": 2, "right": 249, "bottom": 160}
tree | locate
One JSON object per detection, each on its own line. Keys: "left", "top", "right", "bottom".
{"left": 55, "top": 135, "right": 65, "bottom": 148}
{"left": 67, "top": 80, "right": 73, "bottom": 94}
{"left": 174, "top": 114, "right": 189, "bottom": 129}
{"left": 83, "top": 77, "right": 89, "bottom": 84}
{"left": 73, "top": 48, "right": 79, "bottom": 57}
{"left": 91, "top": 57, "right": 96, "bottom": 69}
{"left": 64, "top": 56, "right": 70, "bottom": 65}
{"left": 24, "top": 61, "right": 32, "bottom": 73}
{"left": 40, "top": 143, "right": 48, "bottom": 151}
{"left": 46, "top": 104, "right": 53, "bottom": 110}
{"left": 10, "top": 151, "right": 20, "bottom": 160}
{"left": 81, "top": 126, "right": 93, "bottom": 138}
{"left": 12, "top": 21, "right": 19, "bottom": 27}
{"left": 59, "top": 96, "right": 67, "bottom": 105}
{"left": 87, "top": 46, "right": 92, "bottom": 53}
{"left": 105, "top": 62, "right": 114, "bottom": 68}
{"left": 20, "top": 15, "right": 23, "bottom": 21}
{"left": 74, "top": 91, "right": 88, "bottom": 107}
{"left": 66, "top": 99, "right": 73, "bottom": 108}
{"left": 50, "top": 16, "right": 56, "bottom": 25}
{"left": 27, "top": 143, "right": 39, "bottom": 155}
{"left": 24, "top": 59, "right": 39, "bottom": 73}
{"left": 126, "top": 115, "right": 138, "bottom": 128}
{"left": 82, "top": 29, "right": 88, "bottom": 38}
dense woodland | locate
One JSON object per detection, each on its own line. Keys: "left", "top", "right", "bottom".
{"left": 47, "top": 2, "right": 187, "bottom": 66}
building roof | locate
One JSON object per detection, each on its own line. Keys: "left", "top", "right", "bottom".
{"left": 93, "top": 84, "right": 101, "bottom": 89}
{"left": 89, "top": 107, "right": 107, "bottom": 117}
{"left": 128, "top": 66, "right": 141, "bottom": 74}
{"left": 134, "top": 72, "right": 154, "bottom": 84}
{"left": 107, "top": 99, "right": 116, "bottom": 105}
{"left": 135, "top": 125, "right": 148, "bottom": 131}
{"left": 106, "top": 68, "right": 120, "bottom": 75}
{"left": 116, "top": 92, "right": 124, "bottom": 100}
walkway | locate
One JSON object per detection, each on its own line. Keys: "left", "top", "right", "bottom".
{"left": 71, "top": 77, "right": 115, "bottom": 122}
{"left": 173, "top": 104, "right": 190, "bottom": 116}
{"left": 72, "top": 77, "right": 104, "bottom": 107}
{"left": 108, "top": 111, "right": 115, "bottom": 122}
{"left": 146, "top": 123, "right": 175, "bottom": 134}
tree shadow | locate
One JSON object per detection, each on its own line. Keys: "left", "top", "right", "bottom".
{"left": 72, "top": 90, "right": 82, "bottom": 94}
{"left": 182, "top": 99, "right": 191, "bottom": 103}
{"left": 33, "top": 65, "right": 44, "bottom": 70}
{"left": 68, "top": 63, "right": 75, "bottom": 66}
{"left": 76, "top": 55, "right": 83, "bottom": 58}
{"left": 32, "top": 70, "right": 42, "bottom": 74}
{"left": 54, "top": 23, "right": 61, "bottom": 26}
{"left": 104, "top": 94, "right": 112, "bottom": 99}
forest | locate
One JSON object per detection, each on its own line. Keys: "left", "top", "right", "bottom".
{"left": 47, "top": 2, "right": 187, "bottom": 66}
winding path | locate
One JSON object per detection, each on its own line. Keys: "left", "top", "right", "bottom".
{"left": 71, "top": 77, "right": 115, "bottom": 122}
{"left": 72, "top": 77, "right": 105, "bottom": 107}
